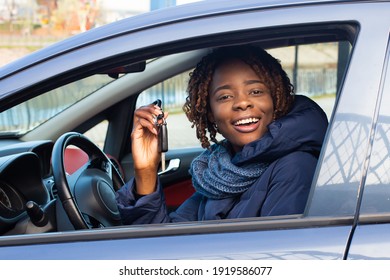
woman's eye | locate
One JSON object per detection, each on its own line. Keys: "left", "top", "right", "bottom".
{"left": 217, "top": 94, "right": 231, "bottom": 101}
{"left": 251, "top": 90, "right": 263, "bottom": 95}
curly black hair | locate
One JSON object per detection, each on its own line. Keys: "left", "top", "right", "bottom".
{"left": 183, "top": 45, "right": 295, "bottom": 149}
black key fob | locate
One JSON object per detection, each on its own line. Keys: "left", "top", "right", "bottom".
{"left": 158, "top": 122, "right": 168, "bottom": 153}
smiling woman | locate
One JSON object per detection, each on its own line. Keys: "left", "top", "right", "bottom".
{"left": 208, "top": 58, "right": 275, "bottom": 152}
{"left": 3, "top": 0, "right": 389, "bottom": 262}
{"left": 187, "top": 45, "right": 294, "bottom": 151}
{"left": 116, "top": 45, "right": 329, "bottom": 224}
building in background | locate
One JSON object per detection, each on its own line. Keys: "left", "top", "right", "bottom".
{"left": 0, "top": 0, "right": 189, "bottom": 36}
{"left": 0, "top": 0, "right": 199, "bottom": 66}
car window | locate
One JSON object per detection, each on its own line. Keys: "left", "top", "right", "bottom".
{"left": 307, "top": 41, "right": 373, "bottom": 218}
{"left": 136, "top": 42, "right": 343, "bottom": 150}
{"left": 278, "top": 41, "right": 354, "bottom": 217}
{"left": 0, "top": 75, "right": 115, "bottom": 137}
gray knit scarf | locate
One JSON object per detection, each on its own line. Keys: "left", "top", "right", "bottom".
{"left": 190, "top": 142, "right": 269, "bottom": 200}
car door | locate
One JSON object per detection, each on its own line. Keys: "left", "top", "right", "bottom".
{"left": 346, "top": 35, "right": 390, "bottom": 260}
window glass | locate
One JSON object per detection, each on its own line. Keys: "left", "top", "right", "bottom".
{"left": 137, "top": 42, "right": 342, "bottom": 150}
{"left": 307, "top": 40, "right": 371, "bottom": 217}
{"left": 0, "top": 75, "right": 115, "bottom": 137}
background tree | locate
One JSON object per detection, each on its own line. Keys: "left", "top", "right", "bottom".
{"left": 4, "top": 0, "right": 18, "bottom": 32}
{"left": 50, "top": 0, "right": 99, "bottom": 35}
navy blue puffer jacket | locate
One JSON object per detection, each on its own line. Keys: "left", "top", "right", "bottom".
{"left": 116, "top": 95, "right": 328, "bottom": 224}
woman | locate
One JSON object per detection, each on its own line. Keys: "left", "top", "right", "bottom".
{"left": 116, "top": 45, "right": 328, "bottom": 224}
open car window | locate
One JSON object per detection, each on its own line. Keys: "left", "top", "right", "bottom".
{"left": 137, "top": 41, "right": 348, "bottom": 150}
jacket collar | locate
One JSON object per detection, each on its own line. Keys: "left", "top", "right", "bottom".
{"left": 231, "top": 95, "right": 329, "bottom": 165}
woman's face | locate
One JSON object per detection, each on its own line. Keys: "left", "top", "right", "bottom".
{"left": 208, "top": 58, "right": 275, "bottom": 153}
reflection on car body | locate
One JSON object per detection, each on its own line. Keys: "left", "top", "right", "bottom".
{"left": 0, "top": 0, "right": 390, "bottom": 259}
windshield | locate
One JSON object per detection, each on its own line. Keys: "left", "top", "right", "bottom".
{"left": 0, "top": 74, "right": 116, "bottom": 137}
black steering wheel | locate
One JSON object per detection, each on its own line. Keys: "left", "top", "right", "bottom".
{"left": 51, "top": 132, "right": 124, "bottom": 230}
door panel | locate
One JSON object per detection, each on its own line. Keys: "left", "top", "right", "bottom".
{"left": 0, "top": 221, "right": 351, "bottom": 260}
{"left": 347, "top": 223, "right": 390, "bottom": 259}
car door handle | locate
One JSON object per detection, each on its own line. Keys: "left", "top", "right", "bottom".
{"left": 158, "top": 158, "right": 180, "bottom": 176}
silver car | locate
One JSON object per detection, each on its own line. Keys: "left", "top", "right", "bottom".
{"left": 0, "top": 0, "right": 389, "bottom": 259}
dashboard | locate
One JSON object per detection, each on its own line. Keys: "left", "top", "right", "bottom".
{"left": 0, "top": 180, "right": 25, "bottom": 219}
{"left": 0, "top": 141, "right": 54, "bottom": 235}
{"left": 0, "top": 135, "right": 129, "bottom": 236}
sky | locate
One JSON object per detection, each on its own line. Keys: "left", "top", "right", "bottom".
{"left": 0, "top": 0, "right": 203, "bottom": 25}
{"left": 99, "top": 0, "right": 202, "bottom": 22}
{"left": 101, "top": 0, "right": 201, "bottom": 12}
{"left": 0, "top": 0, "right": 202, "bottom": 12}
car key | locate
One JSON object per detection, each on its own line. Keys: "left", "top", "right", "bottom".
{"left": 158, "top": 119, "right": 168, "bottom": 153}
{"left": 153, "top": 99, "right": 168, "bottom": 171}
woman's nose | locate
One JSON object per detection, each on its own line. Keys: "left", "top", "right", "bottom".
{"left": 233, "top": 94, "right": 253, "bottom": 110}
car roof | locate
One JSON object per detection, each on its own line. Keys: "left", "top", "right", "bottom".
{"left": 0, "top": 0, "right": 379, "bottom": 79}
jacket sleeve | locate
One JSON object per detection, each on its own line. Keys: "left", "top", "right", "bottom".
{"left": 260, "top": 151, "right": 317, "bottom": 216}
{"left": 169, "top": 192, "right": 203, "bottom": 222}
{"left": 115, "top": 178, "right": 171, "bottom": 224}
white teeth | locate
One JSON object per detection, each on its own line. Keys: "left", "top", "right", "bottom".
{"left": 234, "top": 118, "right": 259, "bottom": 125}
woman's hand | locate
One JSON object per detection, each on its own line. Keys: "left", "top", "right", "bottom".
{"left": 131, "top": 102, "right": 168, "bottom": 195}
